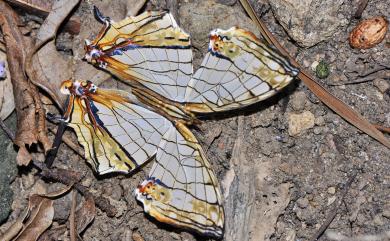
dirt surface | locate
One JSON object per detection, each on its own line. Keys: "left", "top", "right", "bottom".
{"left": 0, "top": 0, "right": 389, "bottom": 241}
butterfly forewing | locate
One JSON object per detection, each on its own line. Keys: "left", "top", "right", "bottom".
{"left": 184, "top": 27, "right": 298, "bottom": 113}
{"left": 88, "top": 11, "right": 193, "bottom": 102}
{"left": 68, "top": 88, "right": 170, "bottom": 174}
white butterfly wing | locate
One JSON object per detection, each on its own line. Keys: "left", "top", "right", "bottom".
{"left": 184, "top": 27, "right": 299, "bottom": 113}
{"left": 135, "top": 124, "right": 224, "bottom": 238}
{"left": 86, "top": 11, "right": 193, "bottom": 102}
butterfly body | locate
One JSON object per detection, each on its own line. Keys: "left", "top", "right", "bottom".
{"left": 58, "top": 8, "right": 299, "bottom": 238}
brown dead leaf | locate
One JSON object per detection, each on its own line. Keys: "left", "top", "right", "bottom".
{"left": 26, "top": 0, "right": 81, "bottom": 109}
{"left": 4, "top": 0, "right": 80, "bottom": 35}
{"left": 239, "top": 0, "right": 390, "bottom": 149}
{"left": 0, "top": 186, "right": 72, "bottom": 241}
{"left": 75, "top": 196, "right": 95, "bottom": 234}
{"left": 0, "top": 1, "right": 42, "bottom": 165}
{"left": 0, "top": 196, "right": 54, "bottom": 241}
{"left": 36, "top": 225, "right": 66, "bottom": 241}
{"left": 0, "top": 49, "right": 15, "bottom": 120}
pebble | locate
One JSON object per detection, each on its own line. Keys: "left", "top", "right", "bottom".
{"left": 315, "top": 116, "right": 325, "bottom": 126}
{"left": 288, "top": 111, "right": 315, "bottom": 136}
{"left": 290, "top": 91, "right": 307, "bottom": 111}
{"left": 297, "top": 197, "right": 309, "bottom": 209}
{"left": 327, "top": 186, "right": 336, "bottom": 194}
{"left": 327, "top": 196, "right": 337, "bottom": 206}
{"left": 373, "top": 79, "right": 389, "bottom": 93}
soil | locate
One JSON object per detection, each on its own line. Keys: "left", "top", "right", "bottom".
{"left": 0, "top": 0, "right": 389, "bottom": 241}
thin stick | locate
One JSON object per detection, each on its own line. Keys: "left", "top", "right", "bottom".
{"left": 70, "top": 190, "right": 77, "bottom": 241}
{"left": 308, "top": 171, "right": 358, "bottom": 241}
{"left": 354, "top": 0, "right": 369, "bottom": 19}
{"left": 0, "top": 118, "right": 15, "bottom": 141}
{"left": 33, "top": 161, "right": 118, "bottom": 217}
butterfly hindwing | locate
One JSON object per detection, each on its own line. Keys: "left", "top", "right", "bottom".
{"left": 135, "top": 123, "right": 224, "bottom": 238}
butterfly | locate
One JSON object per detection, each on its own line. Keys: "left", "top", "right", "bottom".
{"left": 56, "top": 7, "right": 298, "bottom": 238}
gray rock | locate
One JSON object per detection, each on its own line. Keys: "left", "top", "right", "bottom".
{"left": 0, "top": 112, "right": 18, "bottom": 224}
{"left": 269, "top": 0, "right": 350, "bottom": 47}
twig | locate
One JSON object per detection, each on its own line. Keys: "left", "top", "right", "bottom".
{"left": 70, "top": 190, "right": 77, "bottom": 241}
{"left": 0, "top": 118, "right": 15, "bottom": 141}
{"left": 354, "top": 0, "right": 369, "bottom": 19}
{"left": 33, "top": 161, "right": 118, "bottom": 217}
{"left": 308, "top": 171, "right": 358, "bottom": 241}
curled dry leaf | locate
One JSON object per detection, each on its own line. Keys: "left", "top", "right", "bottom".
{"left": 0, "top": 50, "right": 15, "bottom": 120}
{"left": 0, "top": 186, "right": 72, "bottom": 241}
{"left": 0, "top": 1, "right": 42, "bottom": 165}
{"left": 0, "top": 196, "right": 53, "bottom": 241}
{"left": 349, "top": 16, "right": 389, "bottom": 49}
{"left": 26, "top": 0, "right": 81, "bottom": 109}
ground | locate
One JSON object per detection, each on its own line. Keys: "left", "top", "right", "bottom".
{"left": 0, "top": 0, "right": 389, "bottom": 241}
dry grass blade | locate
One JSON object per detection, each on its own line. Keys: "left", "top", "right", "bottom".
{"left": 70, "top": 190, "right": 77, "bottom": 241}
{"left": 239, "top": 0, "right": 390, "bottom": 149}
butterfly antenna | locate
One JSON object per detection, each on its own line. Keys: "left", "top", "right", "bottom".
{"left": 93, "top": 6, "right": 110, "bottom": 24}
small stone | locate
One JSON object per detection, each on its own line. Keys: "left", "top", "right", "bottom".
{"left": 382, "top": 209, "right": 390, "bottom": 219}
{"left": 290, "top": 91, "right": 307, "bottom": 111}
{"left": 313, "top": 127, "right": 322, "bottom": 135}
{"left": 81, "top": 177, "right": 93, "bottom": 187}
{"left": 373, "top": 214, "right": 385, "bottom": 226}
{"left": 297, "top": 197, "right": 309, "bottom": 209}
{"left": 327, "top": 186, "right": 336, "bottom": 194}
{"left": 315, "top": 116, "right": 325, "bottom": 126}
{"left": 288, "top": 111, "right": 315, "bottom": 136}
{"left": 327, "top": 196, "right": 337, "bottom": 206}
{"left": 281, "top": 228, "right": 296, "bottom": 241}
{"left": 311, "top": 61, "right": 319, "bottom": 71}
{"left": 373, "top": 79, "right": 389, "bottom": 93}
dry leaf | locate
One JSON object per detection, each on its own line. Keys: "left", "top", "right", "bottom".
{"left": 0, "top": 186, "right": 72, "bottom": 241}
{"left": 0, "top": 50, "right": 15, "bottom": 120}
{"left": 27, "top": 0, "right": 81, "bottom": 109}
{"left": 0, "top": 1, "right": 41, "bottom": 165}
{"left": 0, "top": 196, "right": 53, "bottom": 241}
{"left": 75, "top": 196, "right": 95, "bottom": 234}
{"left": 36, "top": 225, "right": 66, "bottom": 241}
{"left": 4, "top": 0, "right": 80, "bottom": 35}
